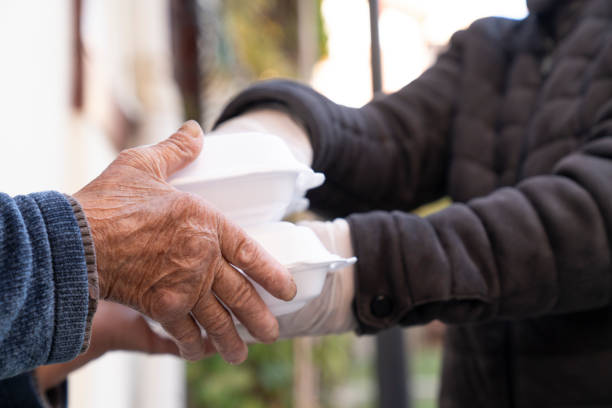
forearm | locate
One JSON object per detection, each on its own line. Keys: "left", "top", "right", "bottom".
{"left": 214, "top": 108, "right": 313, "bottom": 167}
{"left": 349, "top": 137, "right": 612, "bottom": 332}
{"left": 214, "top": 40, "right": 462, "bottom": 216}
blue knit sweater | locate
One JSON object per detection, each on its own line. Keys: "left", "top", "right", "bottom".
{"left": 0, "top": 191, "right": 89, "bottom": 406}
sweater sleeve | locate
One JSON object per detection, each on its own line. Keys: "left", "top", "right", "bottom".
{"left": 214, "top": 30, "right": 466, "bottom": 218}
{"left": 348, "top": 121, "right": 612, "bottom": 332}
{"left": 0, "top": 191, "right": 91, "bottom": 379}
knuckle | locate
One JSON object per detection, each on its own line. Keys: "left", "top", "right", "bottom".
{"left": 118, "top": 146, "right": 138, "bottom": 157}
{"left": 115, "top": 146, "right": 161, "bottom": 175}
{"left": 169, "top": 131, "right": 198, "bottom": 155}
{"left": 183, "top": 350, "right": 205, "bottom": 362}
{"left": 116, "top": 147, "right": 140, "bottom": 163}
{"left": 172, "top": 194, "right": 210, "bottom": 226}
{"left": 174, "top": 329, "right": 201, "bottom": 346}
{"left": 207, "top": 259, "right": 227, "bottom": 287}
{"left": 159, "top": 129, "right": 201, "bottom": 166}
{"left": 172, "top": 193, "right": 198, "bottom": 213}
{"left": 150, "top": 291, "right": 188, "bottom": 321}
{"left": 205, "top": 312, "right": 235, "bottom": 336}
{"left": 234, "top": 237, "right": 261, "bottom": 268}
{"left": 224, "top": 280, "right": 253, "bottom": 309}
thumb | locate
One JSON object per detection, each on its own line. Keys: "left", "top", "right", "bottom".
{"left": 147, "top": 120, "right": 204, "bottom": 179}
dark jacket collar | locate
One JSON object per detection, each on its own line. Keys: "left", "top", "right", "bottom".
{"left": 527, "top": 0, "right": 560, "bottom": 15}
{"left": 526, "top": 0, "right": 589, "bottom": 40}
{"left": 510, "top": 0, "right": 590, "bottom": 54}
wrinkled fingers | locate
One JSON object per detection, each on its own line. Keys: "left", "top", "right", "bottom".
{"left": 218, "top": 217, "right": 296, "bottom": 301}
{"left": 212, "top": 259, "right": 279, "bottom": 343}
{"left": 191, "top": 292, "right": 248, "bottom": 364}
{"left": 161, "top": 315, "right": 207, "bottom": 361}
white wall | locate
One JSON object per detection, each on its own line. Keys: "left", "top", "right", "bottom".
{"left": 0, "top": 1, "right": 72, "bottom": 195}
{"left": 0, "top": 2, "right": 184, "bottom": 407}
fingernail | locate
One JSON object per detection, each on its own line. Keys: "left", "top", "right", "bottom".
{"left": 285, "top": 275, "right": 297, "bottom": 300}
{"left": 179, "top": 120, "right": 202, "bottom": 138}
{"left": 260, "top": 329, "right": 279, "bottom": 344}
{"left": 227, "top": 348, "right": 248, "bottom": 365}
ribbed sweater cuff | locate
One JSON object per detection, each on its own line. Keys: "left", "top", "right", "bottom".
{"left": 64, "top": 195, "right": 98, "bottom": 353}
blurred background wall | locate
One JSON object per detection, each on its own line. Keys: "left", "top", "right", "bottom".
{"left": 0, "top": 1, "right": 527, "bottom": 407}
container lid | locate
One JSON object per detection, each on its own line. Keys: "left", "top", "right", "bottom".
{"left": 245, "top": 222, "right": 343, "bottom": 266}
{"left": 169, "top": 132, "right": 316, "bottom": 185}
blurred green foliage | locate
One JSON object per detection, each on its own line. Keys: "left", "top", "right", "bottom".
{"left": 186, "top": 334, "right": 370, "bottom": 408}
{"left": 187, "top": 340, "right": 293, "bottom": 408}
{"left": 413, "top": 346, "right": 442, "bottom": 408}
{"left": 314, "top": 334, "right": 356, "bottom": 406}
{"left": 220, "top": 0, "right": 327, "bottom": 79}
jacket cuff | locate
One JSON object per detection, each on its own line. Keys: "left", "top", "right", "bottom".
{"left": 347, "top": 211, "right": 422, "bottom": 334}
{"left": 64, "top": 195, "right": 98, "bottom": 353}
{"left": 214, "top": 80, "right": 324, "bottom": 164}
{"left": 213, "top": 108, "right": 313, "bottom": 166}
{"left": 213, "top": 80, "right": 384, "bottom": 218}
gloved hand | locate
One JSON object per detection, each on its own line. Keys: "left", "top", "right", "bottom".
{"left": 275, "top": 219, "right": 357, "bottom": 338}
{"left": 73, "top": 120, "right": 297, "bottom": 364}
{"left": 213, "top": 108, "right": 313, "bottom": 166}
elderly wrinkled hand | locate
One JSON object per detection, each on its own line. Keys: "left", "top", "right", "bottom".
{"left": 74, "top": 121, "right": 296, "bottom": 364}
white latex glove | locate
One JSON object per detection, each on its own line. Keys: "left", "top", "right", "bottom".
{"left": 213, "top": 109, "right": 313, "bottom": 166}
{"left": 276, "top": 218, "right": 357, "bottom": 338}
{"left": 215, "top": 110, "right": 357, "bottom": 338}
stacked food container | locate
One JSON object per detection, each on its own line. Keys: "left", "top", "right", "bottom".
{"left": 158, "top": 132, "right": 355, "bottom": 336}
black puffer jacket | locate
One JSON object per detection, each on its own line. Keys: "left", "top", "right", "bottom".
{"left": 217, "top": 0, "right": 612, "bottom": 406}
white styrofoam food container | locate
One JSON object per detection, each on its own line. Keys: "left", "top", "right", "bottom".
{"left": 243, "top": 222, "right": 356, "bottom": 316}
{"left": 146, "top": 222, "right": 355, "bottom": 340}
{"left": 168, "top": 132, "right": 324, "bottom": 227}
{"left": 145, "top": 133, "right": 356, "bottom": 342}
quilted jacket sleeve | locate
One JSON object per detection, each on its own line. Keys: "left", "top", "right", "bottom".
{"left": 216, "top": 17, "right": 612, "bottom": 332}
{"left": 0, "top": 192, "right": 90, "bottom": 379}
{"left": 349, "top": 114, "right": 612, "bottom": 332}
{"left": 215, "top": 29, "right": 466, "bottom": 218}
